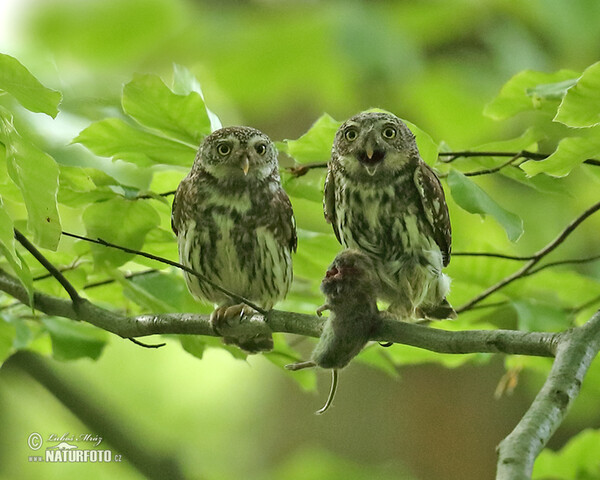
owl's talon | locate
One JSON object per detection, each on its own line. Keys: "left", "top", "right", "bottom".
{"left": 316, "top": 304, "right": 330, "bottom": 317}
{"left": 211, "top": 303, "right": 273, "bottom": 353}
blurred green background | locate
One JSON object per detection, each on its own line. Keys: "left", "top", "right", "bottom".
{"left": 1, "top": 0, "right": 600, "bottom": 479}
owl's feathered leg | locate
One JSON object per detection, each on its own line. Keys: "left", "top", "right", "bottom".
{"left": 416, "top": 272, "right": 457, "bottom": 320}
{"left": 210, "top": 304, "right": 274, "bottom": 353}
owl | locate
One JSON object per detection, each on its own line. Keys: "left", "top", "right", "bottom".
{"left": 324, "top": 111, "right": 456, "bottom": 321}
{"left": 171, "top": 126, "right": 297, "bottom": 345}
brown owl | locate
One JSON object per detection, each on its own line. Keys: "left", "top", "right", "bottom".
{"left": 171, "top": 126, "right": 297, "bottom": 348}
{"left": 324, "top": 111, "right": 456, "bottom": 321}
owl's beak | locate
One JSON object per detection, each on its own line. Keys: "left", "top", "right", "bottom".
{"left": 241, "top": 156, "right": 250, "bottom": 175}
{"left": 360, "top": 136, "right": 384, "bottom": 176}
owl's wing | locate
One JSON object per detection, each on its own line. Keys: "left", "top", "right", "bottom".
{"left": 274, "top": 188, "right": 298, "bottom": 253}
{"left": 323, "top": 167, "right": 342, "bottom": 244}
{"left": 413, "top": 161, "right": 452, "bottom": 267}
{"left": 170, "top": 187, "right": 181, "bottom": 236}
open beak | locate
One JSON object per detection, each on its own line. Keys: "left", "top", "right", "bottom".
{"left": 362, "top": 133, "right": 382, "bottom": 176}
{"left": 241, "top": 156, "right": 250, "bottom": 176}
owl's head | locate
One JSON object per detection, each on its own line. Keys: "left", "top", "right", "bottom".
{"left": 332, "top": 112, "right": 419, "bottom": 178}
{"left": 196, "top": 126, "right": 278, "bottom": 181}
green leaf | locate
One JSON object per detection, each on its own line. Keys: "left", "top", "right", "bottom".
{"left": 42, "top": 317, "right": 108, "bottom": 361}
{"left": 82, "top": 197, "right": 161, "bottom": 268}
{"left": 284, "top": 113, "right": 341, "bottom": 164}
{"left": 180, "top": 335, "right": 247, "bottom": 361}
{"left": 171, "top": 64, "right": 222, "bottom": 132}
{"left": 355, "top": 344, "right": 399, "bottom": 377}
{"left": 122, "top": 73, "right": 211, "bottom": 146}
{"left": 264, "top": 335, "right": 317, "bottom": 391}
{"left": 118, "top": 273, "right": 174, "bottom": 313}
{"left": 403, "top": 119, "right": 440, "bottom": 166}
{"left": 521, "top": 127, "right": 600, "bottom": 177}
{"left": 526, "top": 79, "right": 577, "bottom": 101}
{"left": 0, "top": 107, "right": 61, "bottom": 250}
{"left": 0, "top": 53, "right": 62, "bottom": 118}
{"left": 512, "top": 299, "right": 569, "bottom": 332}
{"left": 128, "top": 270, "right": 202, "bottom": 313}
{"left": 74, "top": 118, "right": 196, "bottom": 167}
{"left": 533, "top": 429, "right": 600, "bottom": 480}
{"left": 484, "top": 69, "right": 579, "bottom": 120}
{"left": 555, "top": 61, "right": 600, "bottom": 128}
{"left": 447, "top": 169, "right": 523, "bottom": 242}
{"left": 281, "top": 169, "right": 326, "bottom": 204}
{"left": 0, "top": 198, "right": 18, "bottom": 267}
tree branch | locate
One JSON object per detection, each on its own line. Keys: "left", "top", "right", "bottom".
{"left": 14, "top": 229, "right": 82, "bottom": 305}
{"left": 284, "top": 151, "right": 600, "bottom": 178}
{"left": 496, "top": 311, "right": 600, "bottom": 480}
{"left": 0, "top": 268, "right": 559, "bottom": 357}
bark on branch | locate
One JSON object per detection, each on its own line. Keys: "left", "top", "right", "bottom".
{"left": 496, "top": 311, "right": 600, "bottom": 480}
{"left": 0, "top": 268, "right": 559, "bottom": 357}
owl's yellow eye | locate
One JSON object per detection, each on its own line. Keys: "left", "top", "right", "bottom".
{"left": 255, "top": 143, "right": 267, "bottom": 155}
{"left": 217, "top": 143, "right": 231, "bottom": 156}
{"left": 345, "top": 128, "right": 358, "bottom": 141}
{"left": 382, "top": 127, "right": 397, "bottom": 139}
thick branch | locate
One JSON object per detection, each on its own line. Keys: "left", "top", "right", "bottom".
{"left": 0, "top": 269, "right": 558, "bottom": 357}
{"left": 496, "top": 311, "right": 600, "bottom": 480}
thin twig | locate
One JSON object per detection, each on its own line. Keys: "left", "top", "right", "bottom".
{"left": 569, "top": 294, "right": 600, "bottom": 315}
{"left": 463, "top": 152, "right": 523, "bottom": 177}
{"left": 136, "top": 190, "right": 176, "bottom": 200}
{"left": 524, "top": 254, "right": 600, "bottom": 276}
{"left": 84, "top": 269, "right": 158, "bottom": 290}
{"left": 286, "top": 162, "right": 328, "bottom": 177}
{"left": 438, "top": 150, "right": 547, "bottom": 163}
{"left": 61, "top": 231, "right": 268, "bottom": 315}
{"left": 457, "top": 201, "right": 600, "bottom": 313}
{"left": 33, "top": 259, "right": 83, "bottom": 282}
{"left": 14, "top": 229, "right": 82, "bottom": 305}
{"left": 128, "top": 337, "right": 166, "bottom": 349}
{"left": 452, "top": 252, "right": 534, "bottom": 261}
